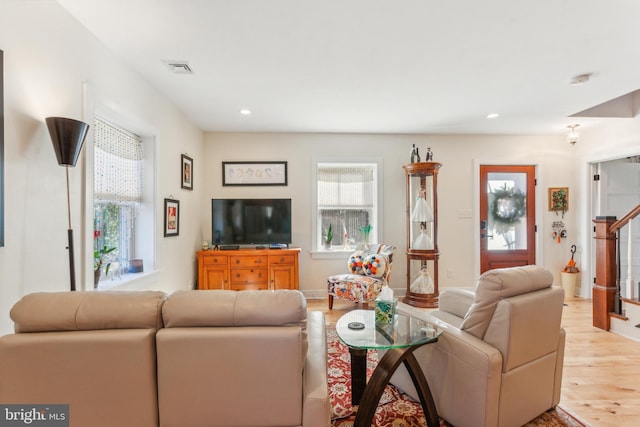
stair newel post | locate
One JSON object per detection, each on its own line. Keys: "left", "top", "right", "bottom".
{"left": 593, "top": 216, "right": 618, "bottom": 330}
{"left": 615, "top": 228, "right": 622, "bottom": 315}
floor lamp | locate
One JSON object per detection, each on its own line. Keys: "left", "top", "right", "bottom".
{"left": 46, "top": 117, "right": 90, "bottom": 291}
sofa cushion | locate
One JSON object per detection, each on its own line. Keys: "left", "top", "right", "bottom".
{"left": 362, "top": 253, "right": 388, "bottom": 278}
{"left": 157, "top": 326, "right": 304, "bottom": 427}
{"left": 10, "top": 291, "right": 166, "bottom": 333}
{"left": 347, "top": 251, "right": 365, "bottom": 274}
{"left": 327, "top": 274, "right": 386, "bottom": 302}
{"left": 0, "top": 329, "right": 159, "bottom": 427}
{"left": 460, "top": 265, "right": 553, "bottom": 339}
{"left": 162, "top": 289, "right": 307, "bottom": 328}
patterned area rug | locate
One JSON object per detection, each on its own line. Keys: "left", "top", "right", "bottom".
{"left": 327, "top": 326, "right": 587, "bottom": 427}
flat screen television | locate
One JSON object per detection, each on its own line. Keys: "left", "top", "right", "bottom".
{"left": 212, "top": 198, "right": 292, "bottom": 246}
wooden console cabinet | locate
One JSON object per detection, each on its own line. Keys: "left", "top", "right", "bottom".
{"left": 197, "top": 248, "right": 300, "bottom": 291}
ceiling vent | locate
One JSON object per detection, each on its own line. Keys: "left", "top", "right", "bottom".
{"left": 163, "top": 61, "right": 193, "bottom": 74}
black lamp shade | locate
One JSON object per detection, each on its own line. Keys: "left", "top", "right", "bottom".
{"left": 46, "top": 117, "right": 90, "bottom": 167}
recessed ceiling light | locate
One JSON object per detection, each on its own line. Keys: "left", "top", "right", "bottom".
{"left": 486, "top": 113, "right": 499, "bottom": 119}
{"left": 239, "top": 109, "right": 252, "bottom": 116}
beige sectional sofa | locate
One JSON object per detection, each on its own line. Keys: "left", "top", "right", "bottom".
{"left": 0, "top": 289, "right": 330, "bottom": 427}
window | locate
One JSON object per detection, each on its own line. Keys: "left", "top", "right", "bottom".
{"left": 314, "top": 161, "right": 380, "bottom": 252}
{"left": 93, "top": 117, "right": 144, "bottom": 280}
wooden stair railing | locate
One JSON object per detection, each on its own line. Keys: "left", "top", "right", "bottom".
{"left": 610, "top": 205, "right": 640, "bottom": 233}
{"left": 593, "top": 204, "right": 640, "bottom": 330}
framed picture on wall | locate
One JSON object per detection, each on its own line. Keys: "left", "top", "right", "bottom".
{"left": 181, "top": 154, "right": 193, "bottom": 190}
{"left": 164, "top": 198, "right": 180, "bottom": 237}
{"left": 548, "top": 187, "right": 568, "bottom": 212}
{"left": 222, "top": 161, "right": 288, "bottom": 186}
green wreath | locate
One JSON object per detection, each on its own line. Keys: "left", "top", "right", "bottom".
{"left": 489, "top": 185, "right": 526, "bottom": 233}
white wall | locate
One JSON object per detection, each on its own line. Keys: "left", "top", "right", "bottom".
{"left": 204, "top": 132, "right": 581, "bottom": 297}
{"left": 0, "top": 1, "right": 204, "bottom": 334}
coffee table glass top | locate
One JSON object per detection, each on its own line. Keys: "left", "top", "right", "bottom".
{"left": 336, "top": 309, "right": 442, "bottom": 350}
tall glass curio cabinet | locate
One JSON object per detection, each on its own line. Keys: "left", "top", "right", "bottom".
{"left": 403, "top": 162, "right": 442, "bottom": 308}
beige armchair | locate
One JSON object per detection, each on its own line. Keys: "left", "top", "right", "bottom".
{"left": 389, "top": 265, "right": 565, "bottom": 427}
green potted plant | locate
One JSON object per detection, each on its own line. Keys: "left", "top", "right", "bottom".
{"left": 94, "top": 245, "right": 116, "bottom": 287}
{"left": 323, "top": 223, "right": 334, "bottom": 249}
{"left": 359, "top": 224, "right": 372, "bottom": 249}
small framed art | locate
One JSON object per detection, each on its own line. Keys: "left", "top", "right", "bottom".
{"left": 548, "top": 187, "right": 568, "bottom": 212}
{"left": 164, "top": 198, "right": 180, "bottom": 237}
{"left": 181, "top": 154, "right": 193, "bottom": 190}
{"left": 222, "top": 161, "right": 288, "bottom": 186}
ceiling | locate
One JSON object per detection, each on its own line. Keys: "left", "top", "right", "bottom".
{"left": 57, "top": 0, "right": 640, "bottom": 135}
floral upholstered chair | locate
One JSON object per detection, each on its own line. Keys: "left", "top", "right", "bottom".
{"left": 327, "top": 244, "right": 395, "bottom": 309}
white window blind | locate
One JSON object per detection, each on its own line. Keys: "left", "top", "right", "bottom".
{"left": 316, "top": 162, "right": 378, "bottom": 250}
{"left": 317, "top": 165, "right": 375, "bottom": 207}
{"left": 94, "top": 117, "right": 143, "bottom": 203}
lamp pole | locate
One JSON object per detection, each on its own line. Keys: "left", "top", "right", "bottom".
{"left": 46, "top": 117, "right": 90, "bottom": 292}
{"left": 66, "top": 167, "right": 76, "bottom": 291}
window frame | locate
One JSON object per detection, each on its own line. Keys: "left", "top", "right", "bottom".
{"left": 86, "top": 109, "right": 157, "bottom": 289}
{"left": 311, "top": 157, "right": 383, "bottom": 259}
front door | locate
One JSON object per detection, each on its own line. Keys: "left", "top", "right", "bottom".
{"left": 480, "top": 165, "right": 536, "bottom": 273}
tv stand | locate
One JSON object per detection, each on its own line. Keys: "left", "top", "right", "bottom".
{"left": 197, "top": 248, "right": 300, "bottom": 291}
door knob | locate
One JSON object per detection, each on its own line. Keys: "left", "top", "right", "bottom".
{"left": 480, "top": 220, "right": 493, "bottom": 238}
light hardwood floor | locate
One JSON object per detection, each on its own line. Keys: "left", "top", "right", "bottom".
{"left": 308, "top": 297, "right": 640, "bottom": 427}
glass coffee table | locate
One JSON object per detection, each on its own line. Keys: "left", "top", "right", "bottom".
{"left": 336, "top": 309, "right": 442, "bottom": 427}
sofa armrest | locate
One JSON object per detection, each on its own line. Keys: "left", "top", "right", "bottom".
{"left": 302, "top": 311, "right": 331, "bottom": 427}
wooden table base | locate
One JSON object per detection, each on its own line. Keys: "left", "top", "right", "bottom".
{"left": 350, "top": 345, "right": 439, "bottom": 427}
{"left": 348, "top": 347, "right": 367, "bottom": 406}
